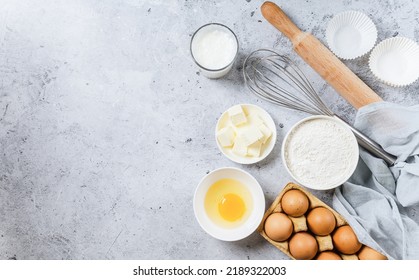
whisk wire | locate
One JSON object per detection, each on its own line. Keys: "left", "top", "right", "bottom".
{"left": 250, "top": 59, "right": 321, "bottom": 115}
{"left": 267, "top": 59, "right": 324, "bottom": 113}
{"left": 243, "top": 49, "right": 333, "bottom": 116}
{"left": 253, "top": 71, "right": 316, "bottom": 114}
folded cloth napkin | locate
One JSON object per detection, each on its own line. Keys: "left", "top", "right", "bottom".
{"left": 333, "top": 101, "right": 419, "bottom": 260}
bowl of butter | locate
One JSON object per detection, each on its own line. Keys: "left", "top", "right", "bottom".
{"left": 215, "top": 104, "right": 277, "bottom": 164}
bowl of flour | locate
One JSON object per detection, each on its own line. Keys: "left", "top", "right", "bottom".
{"left": 281, "top": 116, "right": 359, "bottom": 190}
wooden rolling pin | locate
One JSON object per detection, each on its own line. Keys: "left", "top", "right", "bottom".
{"left": 261, "top": 1, "right": 382, "bottom": 109}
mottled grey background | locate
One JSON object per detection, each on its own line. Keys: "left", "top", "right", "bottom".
{"left": 0, "top": 0, "right": 418, "bottom": 260}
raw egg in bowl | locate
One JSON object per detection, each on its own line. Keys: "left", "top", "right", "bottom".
{"left": 193, "top": 167, "right": 265, "bottom": 241}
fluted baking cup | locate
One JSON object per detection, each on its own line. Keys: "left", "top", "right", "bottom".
{"left": 326, "top": 11, "right": 377, "bottom": 60}
{"left": 369, "top": 37, "right": 419, "bottom": 87}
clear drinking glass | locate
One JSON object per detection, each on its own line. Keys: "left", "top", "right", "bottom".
{"left": 190, "top": 23, "right": 239, "bottom": 79}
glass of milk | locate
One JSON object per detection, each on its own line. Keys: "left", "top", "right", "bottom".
{"left": 190, "top": 23, "right": 239, "bottom": 79}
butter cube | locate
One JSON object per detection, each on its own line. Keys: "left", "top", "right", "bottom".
{"left": 247, "top": 113, "right": 264, "bottom": 126}
{"left": 247, "top": 141, "right": 262, "bottom": 157}
{"left": 240, "top": 126, "right": 264, "bottom": 146}
{"left": 232, "top": 136, "right": 248, "bottom": 157}
{"left": 259, "top": 123, "right": 272, "bottom": 144}
{"left": 228, "top": 105, "right": 247, "bottom": 126}
{"left": 216, "top": 126, "right": 235, "bottom": 147}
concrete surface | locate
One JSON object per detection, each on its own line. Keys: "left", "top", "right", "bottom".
{"left": 0, "top": 0, "right": 418, "bottom": 260}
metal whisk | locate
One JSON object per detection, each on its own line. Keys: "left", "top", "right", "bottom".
{"left": 243, "top": 49, "right": 396, "bottom": 165}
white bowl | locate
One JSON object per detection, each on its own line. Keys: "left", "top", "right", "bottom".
{"left": 193, "top": 167, "right": 265, "bottom": 241}
{"left": 326, "top": 11, "right": 377, "bottom": 60}
{"left": 215, "top": 104, "right": 277, "bottom": 164}
{"left": 369, "top": 37, "right": 419, "bottom": 87}
{"left": 281, "top": 115, "right": 359, "bottom": 190}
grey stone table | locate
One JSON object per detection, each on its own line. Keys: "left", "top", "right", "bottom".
{"left": 0, "top": 0, "right": 418, "bottom": 260}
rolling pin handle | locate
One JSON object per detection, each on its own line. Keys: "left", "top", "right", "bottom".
{"left": 261, "top": 1, "right": 302, "bottom": 41}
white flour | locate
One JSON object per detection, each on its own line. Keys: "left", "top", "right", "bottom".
{"left": 284, "top": 118, "right": 358, "bottom": 189}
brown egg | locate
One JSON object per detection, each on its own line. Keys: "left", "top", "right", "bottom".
{"left": 307, "top": 207, "right": 336, "bottom": 236}
{"left": 289, "top": 232, "right": 318, "bottom": 260}
{"left": 281, "top": 189, "right": 309, "bottom": 217}
{"left": 358, "top": 246, "right": 388, "bottom": 260}
{"left": 332, "top": 225, "right": 362, "bottom": 254}
{"left": 264, "top": 212, "right": 293, "bottom": 242}
{"left": 316, "top": 251, "right": 342, "bottom": 260}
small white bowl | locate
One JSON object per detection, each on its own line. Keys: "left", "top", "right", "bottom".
{"left": 369, "top": 37, "right": 419, "bottom": 87}
{"left": 193, "top": 167, "right": 265, "bottom": 241}
{"left": 281, "top": 115, "right": 359, "bottom": 190}
{"left": 215, "top": 104, "right": 277, "bottom": 165}
{"left": 326, "top": 11, "right": 377, "bottom": 60}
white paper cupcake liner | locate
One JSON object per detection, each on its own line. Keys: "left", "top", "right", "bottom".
{"left": 326, "top": 11, "right": 377, "bottom": 60}
{"left": 369, "top": 37, "right": 419, "bottom": 87}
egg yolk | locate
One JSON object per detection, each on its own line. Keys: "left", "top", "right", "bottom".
{"left": 205, "top": 178, "right": 253, "bottom": 228}
{"left": 218, "top": 193, "right": 246, "bottom": 222}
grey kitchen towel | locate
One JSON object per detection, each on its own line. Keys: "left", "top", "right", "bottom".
{"left": 333, "top": 101, "right": 419, "bottom": 260}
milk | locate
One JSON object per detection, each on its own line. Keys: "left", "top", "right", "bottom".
{"left": 191, "top": 23, "right": 238, "bottom": 79}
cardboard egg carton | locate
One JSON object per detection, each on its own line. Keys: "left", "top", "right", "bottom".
{"left": 257, "top": 182, "right": 359, "bottom": 260}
